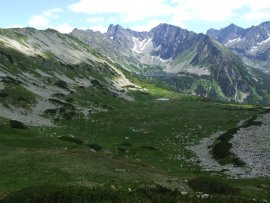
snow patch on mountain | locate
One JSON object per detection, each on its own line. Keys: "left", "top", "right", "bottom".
{"left": 225, "top": 37, "right": 241, "bottom": 46}
{"left": 249, "top": 35, "right": 270, "bottom": 52}
{"left": 257, "top": 34, "right": 270, "bottom": 46}
{"left": 132, "top": 37, "right": 153, "bottom": 53}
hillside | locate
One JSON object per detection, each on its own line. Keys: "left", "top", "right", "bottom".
{"left": 0, "top": 27, "right": 145, "bottom": 126}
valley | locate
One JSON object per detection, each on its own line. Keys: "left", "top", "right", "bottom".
{"left": 0, "top": 24, "right": 270, "bottom": 202}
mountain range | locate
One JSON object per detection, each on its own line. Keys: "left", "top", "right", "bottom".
{"left": 1, "top": 21, "right": 270, "bottom": 109}
{"left": 207, "top": 21, "right": 270, "bottom": 73}
{"left": 1, "top": 20, "right": 270, "bottom": 202}
{"left": 72, "top": 23, "right": 270, "bottom": 103}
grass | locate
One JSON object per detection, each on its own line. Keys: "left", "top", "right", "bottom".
{"left": 58, "top": 135, "right": 84, "bottom": 145}
{"left": 0, "top": 83, "right": 36, "bottom": 108}
{"left": 188, "top": 177, "right": 239, "bottom": 195}
{"left": 1, "top": 86, "right": 269, "bottom": 200}
{"left": 0, "top": 32, "right": 269, "bottom": 201}
{"left": 3, "top": 184, "right": 257, "bottom": 203}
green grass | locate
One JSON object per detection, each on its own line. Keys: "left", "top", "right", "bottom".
{"left": 1, "top": 85, "right": 269, "bottom": 200}
{"left": 188, "top": 177, "right": 239, "bottom": 195}
{"left": 0, "top": 83, "right": 37, "bottom": 108}
{"left": 0, "top": 32, "right": 269, "bottom": 201}
{"left": 3, "top": 184, "right": 257, "bottom": 203}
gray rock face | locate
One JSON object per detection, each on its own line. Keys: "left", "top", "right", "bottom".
{"left": 189, "top": 112, "right": 270, "bottom": 178}
{"left": 106, "top": 24, "right": 148, "bottom": 49}
{"left": 150, "top": 24, "right": 197, "bottom": 59}
{"left": 207, "top": 21, "right": 270, "bottom": 72}
{"left": 206, "top": 24, "right": 246, "bottom": 44}
{"left": 231, "top": 113, "right": 270, "bottom": 177}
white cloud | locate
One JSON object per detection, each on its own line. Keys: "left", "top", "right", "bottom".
{"left": 242, "top": 9, "right": 270, "bottom": 21}
{"left": 171, "top": 0, "right": 246, "bottom": 22}
{"left": 6, "top": 25, "right": 23, "bottom": 28}
{"left": 170, "top": 0, "right": 270, "bottom": 23}
{"left": 69, "top": 0, "right": 270, "bottom": 30}
{"left": 69, "top": 0, "right": 172, "bottom": 22}
{"left": 28, "top": 8, "right": 62, "bottom": 29}
{"left": 43, "top": 8, "right": 62, "bottom": 18}
{"left": 131, "top": 19, "right": 166, "bottom": 32}
{"left": 28, "top": 15, "right": 49, "bottom": 28}
{"left": 88, "top": 25, "right": 107, "bottom": 33}
{"left": 53, "top": 23, "right": 74, "bottom": 34}
{"left": 86, "top": 17, "right": 105, "bottom": 23}
{"left": 27, "top": 8, "right": 74, "bottom": 34}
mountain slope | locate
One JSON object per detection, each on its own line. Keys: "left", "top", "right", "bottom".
{"left": 0, "top": 27, "right": 144, "bottom": 126}
{"left": 71, "top": 24, "right": 270, "bottom": 104}
{"left": 207, "top": 21, "right": 270, "bottom": 73}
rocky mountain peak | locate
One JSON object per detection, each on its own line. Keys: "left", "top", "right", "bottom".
{"left": 70, "top": 22, "right": 270, "bottom": 103}
{"left": 107, "top": 24, "right": 124, "bottom": 36}
{"left": 207, "top": 23, "right": 245, "bottom": 44}
{"left": 206, "top": 21, "right": 270, "bottom": 73}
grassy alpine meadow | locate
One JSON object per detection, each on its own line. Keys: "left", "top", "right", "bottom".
{"left": 1, "top": 81, "right": 270, "bottom": 202}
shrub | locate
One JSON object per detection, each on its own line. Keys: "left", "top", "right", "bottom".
{"left": 117, "top": 147, "right": 127, "bottom": 152}
{"left": 188, "top": 177, "right": 239, "bottom": 195}
{"left": 120, "top": 142, "right": 132, "bottom": 147}
{"left": 58, "top": 135, "right": 84, "bottom": 145}
{"left": 9, "top": 120, "right": 27, "bottom": 129}
{"left": 91, "top": 79, "right": 103, "bottom": 88}
{"left": 102, "top": 104, "right": 115, "bottom": 110}
{"left": 3, "top": 184, "right": 248, "bottom": 203}
{"left": 44, "top": 109, "right": 57, "bottom": 114}
{"left": 65, "top": 98, "right": 74, "bottom": 103}
{"left": 63, "top": 111, "right": 76, "bottom": 120}
{"left": 0, "top": 92, "right": 8, "bottom": 97}
{"left": 87, "top": 144, "right": 103, "bottom": 151}
{"left": 55, "top": 80, "right": 68, "bottom": 89}
{"left": 52, "top": 93, "right": 65, "bottom": 97}
{"left": 140, "top": 146, "right": 157, "bottom": 151}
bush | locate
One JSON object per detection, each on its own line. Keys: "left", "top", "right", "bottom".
{"left": 188, "top": 177, "right": 239, "bottom": 195}
{"left": 3, "top": 185, "right": 128, "bottom": 203}
{"left": 102, "top": 104, "right": 115, "bottom": 110}
{"left": 52, "top": 93, "right": 65, "bottom": 97}
{"left": 0, "top": 92, "right": 8, "bottom": 97}
{"left": 66, "top": 98, "right": 74, "bottom": 103}
{"left": 120, "top": 142, "right": 132, "bottom": 147}
{"left": 91, "top": 79, "right": 103, "bottom": 88}
{"left": 44, "top": 109, "right": 57, "bottom": 114}
{"left": 63, "top": 111, "right": 76, "bottom": 120}
{"left": 117, "top": 147, "right": 127, "bottom": 152}
{"left": 3, "top": 184, "right": 248, "bottom": 203}
{"left": 55, "top": 80, "right": 68, "bottom": 89}
{"left": 9, "top": 120, "right": 27, "bottom": 129}
{"left": 87, "top": 144, "right": 102, "bottom": 151}
{"left": 58, "top": 135, "right": 84, "bottom": 145}
{"left": 140, "top": 146, "right": 157, "bottom": 151}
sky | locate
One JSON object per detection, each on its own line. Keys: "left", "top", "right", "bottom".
{"left": 1, "top": 0, "right": 270, "bottom": 34}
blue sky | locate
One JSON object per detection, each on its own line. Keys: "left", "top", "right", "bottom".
{"left": 1, "top": 0, "right": 270, "bottom": 33}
